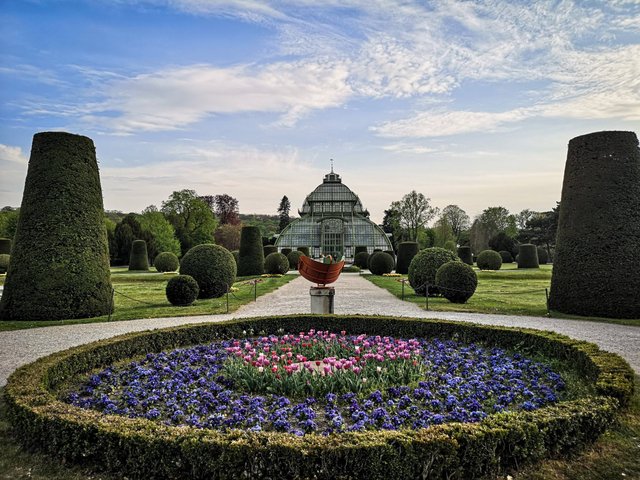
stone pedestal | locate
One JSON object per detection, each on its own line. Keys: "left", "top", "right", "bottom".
{"left": 310, "top": 286, "right": 335, "bottom": 314}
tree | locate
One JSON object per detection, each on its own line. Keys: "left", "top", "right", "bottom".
{"left": 277, "top": 195, "right": 291, "bottom": 233}
{"left": 215, "top": 194, "right": 240, "bottom": 225}
{"left": 518, "top": 203, "right": 560, "bottom": 254}
{"left": 478, "top": 206, "right": 517, "bottom": 239}
{"left": 113, "top": 214, "right": 148, "bottom": 265}
{"left": 0, "top": 208, "right": 19, "bottom": 240}
{"left": 139, "top": 207, "right": 181, "bottom": 259}
{"left": 433, "top": 217, "right": 455, "bottom": 248}
{"left": 515, "top": 209, "right": 536, "bottom": 231}
{"left": 162, "top": 190, "right": 218, "bottom": 253}
{"left": 393, "top": 191, "right": 439, "bottom": 242}
{"left": 214, "top": 223, "right": 242, "bottom": 251}
{"left": 382, "top": 206, "right": 403, "bottom": 249}
{"left": 469, "top": 218, "right": 491, "bottom": 254}
{"left": 440, "top": 205, "right": 470, "bottom": 241}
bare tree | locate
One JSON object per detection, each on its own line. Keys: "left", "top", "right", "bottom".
{"left": 440, "top": 205, "right": 470, "bottom": 241}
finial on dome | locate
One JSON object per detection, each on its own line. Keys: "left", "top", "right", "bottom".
{"left": 330, "top": 158, "right": 334, "bottom": 173}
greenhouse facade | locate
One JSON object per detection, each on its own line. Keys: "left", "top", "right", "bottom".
{"left": 275, "top": 170, "right": 392, "bottom": 260}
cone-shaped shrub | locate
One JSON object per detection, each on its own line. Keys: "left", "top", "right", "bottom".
{"left": 0, "top": 132, "right": 112, "bottom": 321}
{"left": 281, "top": 248, "right": 292, "bottom": 256}
{"left": 287, "top": 250, "right": 303, "bottom": 270}
{"left": 477, "top": 250, "right": 502, "bottom": 270}
{"left": 166, "top": 275, "right": 199, "bottom": 306}
{"left": 537, "top": 246, "right": 549, "bottom": 265}
{"left": 297, "top": 246, "right": 310, "bottom": 256}
{"left": 128, "top": 240, "right": 149, "bottom": 271}
{"left": 180, "top": 244, "right": 236, "bottom": 298}
{"left": 354, "top": 246, "right": 368, "bottom": 256}
{"left": 396, "top": 242, "right": 419, "bottom": 274}
{"left": 263, "top": 245, "right": 277, "bottom": 257}
{"left": 517, "top": 244, "right": 539, "bottom": 269}
{"left": 0, "top": 238, "right": 10, "bottom": 255}
{"left": 154, "top": 252, "right": 179, "bottom": 272}
{"left": 369, "top": 252, "right": 395, "bottom": 275}
{"left": 550, "top": 131, "right": 640, "bottom": 318}
{"left": 354, "top": 251, "right": 369, "bottom": 269}
{"left": 0, "top": 254, "right": 9, "bottom": 274}
{"left": 436, "top": 261, "right": 478, "bottom": 303}
{"left": 408, "top": 247, "right": 458, "bottom": 296}
{"left": 456, "top": 246, "right": 473, "bottom": 266}
{"left": 265, "top": 252, "right": 289, "bottom": 274}
{"left": 238, "top": 226, "right": 264, "bottom": 276}
{"left": 499, "top": 250, "right": 513, "bottom": 263}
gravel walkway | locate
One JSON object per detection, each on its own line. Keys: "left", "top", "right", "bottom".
{"left": 1, "top": 273, "right": 638, "bottom": 386}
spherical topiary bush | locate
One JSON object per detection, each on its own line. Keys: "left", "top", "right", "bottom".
{"left": 436, "top": 261, "right": 478, "bottom": 303}
{"left": 367, "top": 249, "right": 383, "bottom": 271}
{"left": 384, "top": 250, "right": 396, "bottom": 263}
{"left": 0, "top": 132, "right": 112, "bottom": 321}
{"left": 128, "top": 239, "right": 149, "bottom": 271}
{"left": 297, "top": 246, "right": 310, "bottom": 256}
{"left": 265, "top": 252, "right": 289, "bottom": 274}
{"left": 396, "top": 242, "right": 419, "bottom": 274}
{"left": 231, "top": 250, "right": 239, "bottom": 266}
{"left": 354, "top": 251, "right": 369, "bottom": 269}
{"left": 238, "top": 226, "right": 264, "bottom": 276}
{"left": 499, "top": 250, "right": 514, "bottom": 263}
{"left": 165, "top": 275, "right": 199, "bottom": 306}
{"left": 369, "top": 252, "right": 395, "bottom": 275}
{"left": 0, "top": 238, "right": 10, "bottom": 255}
{"left": 517, "top": 244, "right": 539, "bottom": 269}
{"left": 457, "top": 246, "right": 473, "bottom": 266}
{"left": 287, "top": 250, "right": 303, "bottom": 270}
{"left": 0, "top": 254, "right": 9, "bottom": 274}
{"left": 180, "top": 244, "right": 236, "bottom": 298}
{"left": 154, "top": 252, "right": 179, "bottom": 272}
{"left": 537, "top": 246, "right": 549, "bottom": 265}
{"left": 281, "top": 248, "right": 292, "bottom": 256}
{"left": 477, "top": 250, "right": 502, "bottom": 271}
{"left": 408, "top": 247, "right": 459, "bottom": 296}
{"left": 354, "top": 246, "right": 368, "bottom": 256}
{"left": 263, "top": 245, "right": 277, "bottom": 257}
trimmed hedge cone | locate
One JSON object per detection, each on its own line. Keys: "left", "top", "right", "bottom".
{"left": 0, "top": 237, "right": 11, "bottom": 255}
{"left": 456, "top": 245, "right": 473, "bottom": 265}
{"left": 0, "top": 132, "right": 112, "bottom": 321}
{"left": 0, "top": 254, "right": 9, "bottom": 274}
{"left": 517, "top": 244, "right": 539, "bottom": 269}
{"left": 238, "top": 226, "right": 264, "bottom": 276}
{"left": 550, "top": 131, "right": 640, "bottom": 319}
{"left": 180, "top": 244, "right": 236, "bottom": 298}
{"left": 128, "top": 239, "right": 149, "bottom": 271}
{"left": 396, "top": 242, "right": 419, "bottom": 274}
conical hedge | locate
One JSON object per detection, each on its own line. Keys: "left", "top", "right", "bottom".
{"left": 517, "top": 244, "right": 539, "bottom": 269}
{"left": 396, "top": 242, "right": 419, "bottom": 274}
{"left": 238, "top": 226, "right": 264, "bottom": 276}
{"left": 457, "top": 246, "right": 473, "bottom": 265}
{"left": 128, "top": 239, "right": 149, "bottom": 271}
{"left": 0, "top": 132, "right": 112, "bottom": 320}
{"left": 549, "top": 131, "right": 640, "bottom": 318}
{"left": 0, "top": 238, "right": 11, "bottom": 255}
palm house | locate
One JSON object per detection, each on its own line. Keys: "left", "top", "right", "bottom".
{"left": 275, "top": 169, "right": 392, "bottom": 260}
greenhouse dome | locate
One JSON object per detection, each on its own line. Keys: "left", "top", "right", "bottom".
{"left": 275, "top": 169, "right": 392, "bottom": 261}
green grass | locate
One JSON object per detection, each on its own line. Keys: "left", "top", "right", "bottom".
{"left": 365, "top": 264, "right": 639, "bottom": 327}
{"left": 0, "top": 268, "right": 297, "bottom": 332}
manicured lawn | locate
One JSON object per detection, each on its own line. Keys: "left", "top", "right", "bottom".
{"left": 364, "top": 264, "right": 639, "bottom": 327}
{"left": 0, "top": 268, "right": 297, "bottom": 331}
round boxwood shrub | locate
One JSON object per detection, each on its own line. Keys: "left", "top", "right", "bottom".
{"left": 154, "top": 252, "right": 179, "bottom": 272}
{"left": 354, "top": 245, "right": 368, "bottom": 256}
{"left": 0, "top": 254, "right": 9, "bottom": 274}
{"left": 436, "top": 261, "right": 478, "bottom": 303}
{"left": 165, "top": 275, "right": 199, "bottom": 306}
{"left": 367, "top": 249, "right": 382, "bottom": 270}
{"left": 369, "top": 252, "right": 395, "bottom": 275}
{"left": 286, "top": 250, "right": 303, "bottom": 270}
{"left": 0, "top": 238, "right": 10, "bottom": 255}
{"left": 281, "top": 248, "right": 292, "bottom": 256}
{"left": 396, "top": 242, "right": 419, "bottom": 274}
{"left": 444, "top": 240, "right": 457, "bottom": 253}
{"left": 231, "top": 250, "right": 239, "bottom": 267}
{"left": 0, "top": 132, "right": 112, "bottom": 321}
{"left": 263, "top": 245, "right": 277, "bottom": 257}
{"left": 457, "top": 246, "right": 473, "bottom": 265}
{"left": 408, "top": 247, "right": 458, "bottom": 296}
{"left": 180, "top": 244, "right": 236, "bottom": 298}
{"left": 128, "top": 239, "right": 149, "bottom": 271}
{"left": 537, "top": 246, "right": 549, "bottom": 265}
{"left": 297, "top": 246, "right": 310, "bottom": 256}
{"left": 499, "top": 250, "right": 514, "bottom": 263}
{"left": 477, "top": 250, "right": 502, "bottom": 271}
{"left": 518, "top": 244, "right": 539, "bottom": 269}
{"left": 264, "top": 252, "right": 289, "bottom": 274}
{"left": 354, "top": 251, "right": 369, "bottom": 269}
{"left": 238, "top": 226, "right": 264, "bottom": 276}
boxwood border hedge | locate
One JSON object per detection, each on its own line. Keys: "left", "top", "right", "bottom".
{"left": 4, "top": 315, "right": 634, "bottom": 480}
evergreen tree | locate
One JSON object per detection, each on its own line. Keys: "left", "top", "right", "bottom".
{"left": 277, "top": 195, "right": 291, "bottom": 233}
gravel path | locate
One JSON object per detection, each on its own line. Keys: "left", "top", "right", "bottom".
{"left": 1, "top": 273, "right": 638, "bottom": 386}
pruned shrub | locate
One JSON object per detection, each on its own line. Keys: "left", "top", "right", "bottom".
{"left": 489, "top": 232, "right": 518, "bottom": 258}
{"left": 154, "top": 252, "right": 179, "bottom": 272}
{"left": 264, "top": 252, "right": 289, "bottom": 274}
{"left": 231, "top": 250, "right": 239, "bottom": 266}
{"left": 354, "top": 246, "right": 368, "bottom": 256}
{"left": 286, "top": 250, "right": 303, "bottom": 270}
{"left": 369, "top": 252, "right": 395, "bottom": 275}
{"left": 263, "top": 245, "right": 277, "bottom": 257}
{"left": 457, "top": 246, "right": 473, "bottom": 265}
{"left": 180, "top": 244, "right": 236, "bottom": 298}
{"left": 0, "top": 132, "right": 112, "bottom": 321}
{"left": 0, "top": 254, "right": 9, "bottom": 274}
{"left": 477, "top": 250, "right": 502, "bottom": 270}
{"left": 500, "top": 250, "right": 514, "bottom": 263}
{"left": 238, "top": 226, "right": 264, "bottom": 276}
{"left": 408, "top": 247, "right": 459, "bottom": 296}
{"left": 165, "top": 275, "right": 199, "bottom": 306}
{"left": 444, "top": 240, "right": 457, "bottom": 253}
{"left": 436, "top": 261, "right": 478, "bottom": 303}
{"left": 0, "top": 238, "right": 10, "bottom": 255}
{"left": 518, "top": 244, "right": 540, "bottom": 269}
{"left": 297, "top": 246, "right": 310, "bottom": 256}
{"left": 396, "top": 242, "right": 419, "bottom": 274}
{"left": 537, "top": 246, "right": 549, "bottom": 265}
{"left": 128, "top": 239, "right": 149, "bottom": 271}
{"left": 281, "top": 248, "right": 292, "bottom": 256}
{"left": 354, "top": 251, "right": 369, "bottom": 269}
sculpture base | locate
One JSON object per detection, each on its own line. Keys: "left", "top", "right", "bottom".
{"left": 310, "top": 286, "right": 335, "bottom": 314}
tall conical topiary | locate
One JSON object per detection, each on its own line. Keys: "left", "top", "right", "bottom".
{"left": 550, "top": 131, "right": 640, "bottom": 318}
{"left": 238, "top": 226, "right": 264, "bottom": 276}
{"left": 0, "top": 238, "right": 11, "bottom": 255}
{"left": 128, "top": 239, "right": 149, "bottom": 271}
{"left": 457, "top": 246, "right": 473, "bottom": 265}
{"left": 0, "top": 132, "right": 112, "bottom": 320}
{"left": 396, "top": 242, "right": 419, "bottom": 274}
{"left": 517, "top": 244, "right": 539, "bottom": 269}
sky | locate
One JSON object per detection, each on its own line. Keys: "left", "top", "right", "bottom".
{"left": 1, "top": 0, "right": 639, "bottom": 223}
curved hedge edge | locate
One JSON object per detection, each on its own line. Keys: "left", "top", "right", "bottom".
{"left": 4, "top": 315, "right": 635, "bottom": 480}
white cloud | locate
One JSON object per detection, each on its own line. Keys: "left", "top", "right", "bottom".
{"left": 0, "top": 144, "right": 28, "bottom": 164}
{"left": 381, "top": 143, "right": 440, "bottom": 154}
{"left": 0, "top": 144, "right": 28, "bottom": 203}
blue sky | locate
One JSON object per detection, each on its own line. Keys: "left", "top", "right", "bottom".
{"left": 1, "top": 0, "right": 639, "bottom": 223}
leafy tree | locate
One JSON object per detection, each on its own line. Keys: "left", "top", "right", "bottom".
{"left": 214, "top": 223, "right": 242, "bottom": 251}
{"left": 393, "top": 191, "right": 439, "bottom": 242}
{"left": 139, "top": 207, "right": 181, "bottom": 258}
{"left": 277, "top": 195, "right": 291, "bottom": 233}
{"left": 0, "top": 207, "right": 19, "bottom": 239}
{"left": 515, "top": 209, "right": 536, "bottom": 231}
{"left": 433, "top": 217, "right": 455, "bottom": 248}
{"left": 518, "top": 203, "right": 560, "bottom": 255}
{"left": 440, "top": 205, "right": 470, "bottom": 241}
{"left": 239, "top": 214, "right": 279, "bottom": 238}
{"left": 488, "top": 231, "right": 518, "bottom": 257}
{"left": 215, "top": 194, "right": 240, "bottom": 225}
{"left": 478, "top": 206, "right": 517, "bottom": 238}
{"left": 113, "top": 214, "right": 149, "bottom": 265}
{"left": 162, "top": 190, "right": 218, "bottom": 253}
{"left": 104, "top": 217, "right": 117, "bottom": 261}
{"left": 382, "top": 206, "right": 403, "bottom": 248}
{"left": 469, "top": 218, "right": 490, "bottom": 254}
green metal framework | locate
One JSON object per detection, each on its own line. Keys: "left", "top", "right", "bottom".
{"left": 275, "top": 171, "right": 392, "bottom": 260}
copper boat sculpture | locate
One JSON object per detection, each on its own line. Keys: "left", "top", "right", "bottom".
{"left": 298, "top": 255, "right": 345, "bottom": 286}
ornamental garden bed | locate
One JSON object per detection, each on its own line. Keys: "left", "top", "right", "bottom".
{"left": 4, "top": 315, "right": 633, "bottom": 479}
